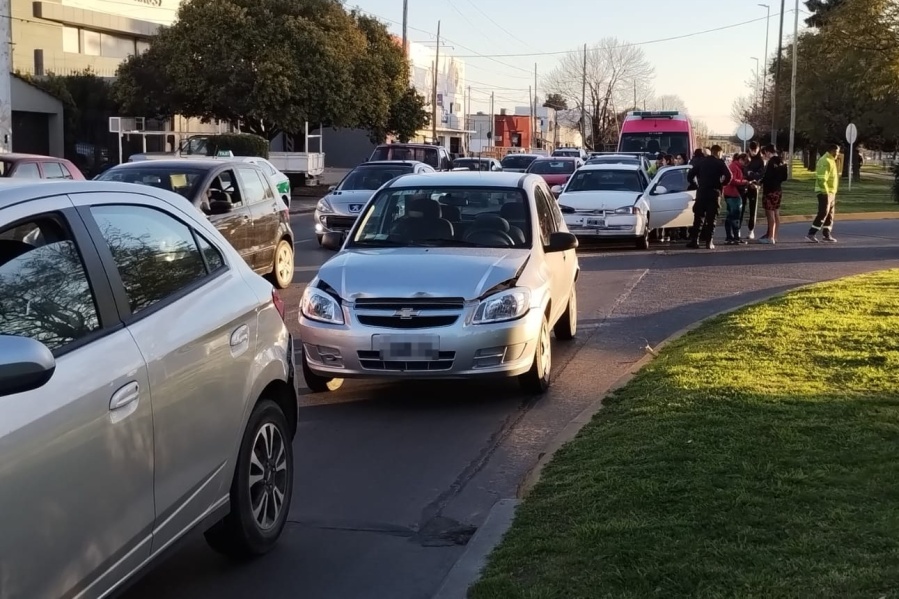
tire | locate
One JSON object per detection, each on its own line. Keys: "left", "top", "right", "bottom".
{"left": 302, "top": 350, "right": 343, "bottom": 392}
{"left": 271, "top": 239, "right": 294, "bottom": 289}
{"left": 553, "top": 286, "right": 577, "bottom": 341}
{"left": 519, "top": 315, "right": 552, "bottom": 395}
{"left": 636, "top": 225, "right": 651, "bottom": 250}
{"left": 205, "top": 400, "right": 293, "bottom": 559}
{"left": 316, "top": 234, "right": 323, "bottom": 246}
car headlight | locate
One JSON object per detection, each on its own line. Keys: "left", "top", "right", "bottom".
{"left": 472, "top": 288, "right": 530, "bottom": 324}
{"left": 300, "top": 287, "right": 344, "bottom": 324}
{"left": 316, "top": 197, "right": 335, "bottom": 213}
{"left": 558, "top": 204, "right": 576, "bottom": 214}
{"left": 613, "top": 205, "right": 639, "bottom": 215}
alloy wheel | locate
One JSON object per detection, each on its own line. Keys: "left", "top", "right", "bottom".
{"left": 276, "top": 244, "right": 294, "bottom": 285}
{"left": 248, "top": 422, "right": 288, "bottom": 530}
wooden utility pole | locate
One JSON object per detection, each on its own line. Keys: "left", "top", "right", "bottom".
{"left": 431, "top": 20, "right": 440, "bottom": 145}
{"left": 771, "top": 0, "right": 785, "bottom": 147}
{"left": 787, "top": 0, "right": 799, "bottom": 178}
{"left": 489, "top": 92, "right": 494, "bottom": 146}
{"left": 533, "top": 63, "right": 538, "bottom": 147}
{"left": 401, "top": 0, "right": 409, "bottom": 56}
{"left": 581, "top": 43, "right": 587, "bottom": 147}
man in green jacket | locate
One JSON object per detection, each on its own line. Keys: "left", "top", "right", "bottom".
{"left": 807, "top": 143, "right": 841, "bottom": 243}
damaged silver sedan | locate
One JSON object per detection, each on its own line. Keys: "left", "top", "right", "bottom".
{"left": 298, "top": 171, "right": 580, "bottom": 395}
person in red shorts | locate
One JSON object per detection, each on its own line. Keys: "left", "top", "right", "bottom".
{"left": 758, "top": 144, "right": 787, "bottom": 244}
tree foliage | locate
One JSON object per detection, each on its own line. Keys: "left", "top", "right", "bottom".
{"left": 804, "top": 0, "right": 847, "bottom": 27}
{"left": 113, "top": 0, "right": 427, "bottom": 142}
{"left": 543, "top": 93, "right": 568, "bottom": 111}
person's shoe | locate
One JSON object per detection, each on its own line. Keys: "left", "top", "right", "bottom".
{"left": 737, "top": 238, "right": 748, "bottom": 245}
{"left": 748, "top": 230, "right": 755, "bottom": 240}
{"left": 686, "top": 240, "right": 700, "bottom": 249}
{"left": 758, "top": 237, "right": 774, "bottom": 244}
{"left": 725, "top": 238, "right": 735, "bottom": 245}
{"left": 822, "top": 235, "right": 837, "bottom": 243}
{"left": 806, "top": 234, "right": 819, "bottom": 243}
{"left": 705, "top": 240, "right": 715, "bottom": 249}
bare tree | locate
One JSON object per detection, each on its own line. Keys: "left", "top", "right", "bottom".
{"left": 543, "top": 37, "right": 654, "bottom": 149}
{"left": 644, "top": 94, "right": 689, "bottom": 113}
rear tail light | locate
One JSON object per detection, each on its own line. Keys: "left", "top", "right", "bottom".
{"left": 272, "top": 288, "right": 287, "bottom": 321}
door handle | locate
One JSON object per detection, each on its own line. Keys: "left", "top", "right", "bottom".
{"left": 110, "top": 381, "right": 140, "bottom": 411}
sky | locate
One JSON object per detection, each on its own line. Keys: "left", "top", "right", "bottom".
{"left": 348, "top": 0, "right": 810, "bottom": 135}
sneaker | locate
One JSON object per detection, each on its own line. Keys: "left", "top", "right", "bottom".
{"left": 737, "top": 239, "right": 748, "bottom": 245}
{"left": 758, "top": 237, "right": 775, "bottom": 244}
{"left": 822, "top": 236, "right": 837, "bottom": 243}
{"left": 748, "top": 230, "right": 755, "bottom": 240}
{"left": 725, "top": 238, "right": 735, "bottom": 245}
{"left": 705, "top": 241, "right": 715, "bottom": 250}
{"left": 806, "top": 234, "right": 819, "bottom": 243}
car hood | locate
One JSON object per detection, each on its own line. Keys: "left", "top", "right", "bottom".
{"left": 317, "top": 248, "right": 530, "bottom": 301}
{"left": 557, "top": 190, "right": 642, "bottom": 211}
{"left": 323, "top": 190, "right": 376, "bottom": 215}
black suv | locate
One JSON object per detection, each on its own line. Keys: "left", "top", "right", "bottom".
{"left": 369, "top": 143, "right": 454, "bottom": 171}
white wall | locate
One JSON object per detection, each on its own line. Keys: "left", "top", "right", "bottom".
{"left": 407, "top": 41, "right": 466, "bottom": 130}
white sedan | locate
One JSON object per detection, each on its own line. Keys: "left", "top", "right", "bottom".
{"left": 552, "top": 163, "right": 653, "bottom": 249}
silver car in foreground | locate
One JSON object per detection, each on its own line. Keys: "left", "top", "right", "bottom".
{"left": 0, "top": 181, "right": 298, "bottom": 599}
{"left": 300, "top": 172, "right": 580, "bottom": 395}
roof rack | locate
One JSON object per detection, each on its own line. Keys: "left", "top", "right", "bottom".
{"left": 629, "top": 111, "right": 680, "bottom": 119}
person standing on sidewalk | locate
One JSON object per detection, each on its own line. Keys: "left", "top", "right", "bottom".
{"left": 807, "top": 143, "right": 841, "bottom": 243}
{"left": 723, "top": 153, "right": 750, "bottom": 244}
{"left": 758, "top": 145, "right": 788, "bottom": 244}
{"left": 687, "top": 144, "right": 732, "bottom": 250}
{"left": 741, "top": 141, "right": 766, "bottom": 240}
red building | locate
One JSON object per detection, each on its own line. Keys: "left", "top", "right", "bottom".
{"left": 493, "top": 114, "right": 534, "bottom": 149}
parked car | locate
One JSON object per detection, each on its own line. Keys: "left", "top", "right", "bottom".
{"left": 314, "top": 160, "right": 435, "bottom": 245}
{"left": 553, "top": 163, "right": 653, "bottom": 249}
{"left": 0, "top": 180, "right": 298, "bottom": 599}
{"left": 96, "top": 159, "right": 295, "bottom": 288}
{"left": 585, "top": 152, "right": 652, "bottom": 176}
{"left": 303, "top": 172, "right": 580, "bottom": 395}
{"left": 552, "top": 148, "right": 588, "bottom": 160}
{"left": 0, "top": 153, "right": 85, "bottom": 180}
{"left": 451, "top": 157, "right": 502, "bottom": 171}
{"left": 499, "top": 153, "right": 540, "bottom": 173}
{"left": 526, "top": 157, "right": 583, "bottom": 190}
{"left": 369, "top": 143, "right": 454, "bottom": 171}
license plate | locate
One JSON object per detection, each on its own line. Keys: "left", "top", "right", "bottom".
{"left": 373, "top": 335, "right": 439, "bottom": 360}
{"left": 586, "top": 218, "right": 605, "bottom": 227}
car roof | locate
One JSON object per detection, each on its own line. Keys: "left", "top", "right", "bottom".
{"left": 578, "top": 163, "right": 642, "bottom": 171}
{"left": 384, "top": 171, "right": 533, "bottom": 189}
{"left": 0, "top": 153, "right": 69, "bottom": 162}
{"left": 357, "top": 160, "right": 424, "bottom": 167}
{"left": 502, "top": 153, "right": 539, "bottom": 158}
{"left": 111, "top": 159, "right": 233, "bottom": 170}
{"left": 0, "top": 180, "right": 191, "bottom": 209}
{"left": 455, "top": 157, "right": 493, "bottom": 161}
{"left": 375, "top": 143, "right": 439, "bottom": 149}
{"left": 589, "top": 154, "right": 642, "bottom": 160}
{"left": 532, "top": 156, "right": 579, "bottom": 161}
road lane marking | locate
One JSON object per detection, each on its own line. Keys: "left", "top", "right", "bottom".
{"left": 294, "top": 266, "right": 320, "bottom": 273}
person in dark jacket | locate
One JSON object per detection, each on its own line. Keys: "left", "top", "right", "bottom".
{"left": 741, "top": 141, "right": 765, "bottom": 240}
{"left": 758, "top": 144, "right": 788, "bottom": 244}
{"left": 686, "top": 144, "right": 732, "bottom": 249}
{"left": 688, "top": 148, "right": 705, "bottom": 167}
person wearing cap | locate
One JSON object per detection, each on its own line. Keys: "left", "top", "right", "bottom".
{"left": 686, "top": 144, "right": 732, "bottom": 249}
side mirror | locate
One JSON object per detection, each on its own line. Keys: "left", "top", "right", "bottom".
{"left": 545, "top": 231, "right": 578, "bottom": 253}
{"left": 0, "top": 335, "right": 56, "bottom": 397}
{"left": 328, "top": 185, "right": 336, "bottom": 192}
{"left": 321, "top": 231, "right": 344, "bottom": 251}
{"left": 652, "top": 185, "right": 668, "bottom": 195}
{"left": 208, "top": 200, "right": 233, "bottom": 214}
{"left": 550, "top": 185, "right": 563, "bottom": 195}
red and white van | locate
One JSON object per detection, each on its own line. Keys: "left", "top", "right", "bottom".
{"left": 617, "top": 111, "right": 695, "bottom": 157}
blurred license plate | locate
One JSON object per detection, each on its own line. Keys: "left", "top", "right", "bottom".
{"left": 373, "top": 335, "right": 439, "bottom": 360}
{"left": 586, "top": 218, "right": 605, "bottom": 227}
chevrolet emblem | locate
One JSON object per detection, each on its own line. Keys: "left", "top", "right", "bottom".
{"left": 395, "top": 308, "right": 420, "bottom": 319}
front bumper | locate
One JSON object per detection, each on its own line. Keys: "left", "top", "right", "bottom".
{"left": 299, "top": 305, "right": 544, "bottom": 379}
{"left": 313, "top": 211, "right": 360, "bottom": 235}
{"left": 565, "top": 213, "right": 645, "bottom": 239}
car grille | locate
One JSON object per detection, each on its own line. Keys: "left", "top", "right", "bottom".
{"left": 574, "top": 208, "right": 607, "bottom": 215}
{"left": 325, "top": 215, "right": 357, "bottom": 230}
{"left": 357, "top": 350, "right": 456, "bottom": 371}
{"left": 353, "top": 297, "right": 466, "bottom": 330}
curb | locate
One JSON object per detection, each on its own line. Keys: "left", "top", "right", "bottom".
{"left": 777, "top": 211, "right": 897, "bottom": 224}
{"left": 431, "top": 499, "right": 520, "bottom": 599}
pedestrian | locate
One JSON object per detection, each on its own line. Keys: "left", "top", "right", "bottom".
{"left": 741, "top": 141, "right": 765, "bottom": 240}
{"left": 758, "top": 144, "right": 787, "bottom": 244}
{"left": 686, "top": 144, "right": 732, "bottom": 249}
{"left": 723, "top": 153, "right": 750, "bottom": 244}
{"left": 807, "top": 143, "right": 841, "bottom": 243}
{"left": 676, "top": 153, "right": 688, "bottom": 166}
{"left": 689, "top": 148, "right": 705, "bottom": 167}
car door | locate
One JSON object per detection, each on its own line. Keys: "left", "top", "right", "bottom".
{"left": 0, "top": 197, "right": 154, "bottom": 599}
{"left": 40, "top": 161, "right": 67, "bottom": 180}
{"left": 203, "top": 167, "right": 254, "bottom": 267}
{"left": 236, "top": 165, "right": 280, "bottom": 271}
{"left": 533, "top": 185, "right": 571, "bottom": 324}
{"left": 646, "top": 166, "right": 695, "bottom": 229}
{"left": 71, "top": 191, "right": 262, "bottom": 554}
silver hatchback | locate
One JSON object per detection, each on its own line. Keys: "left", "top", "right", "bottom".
{"left": 0, "top": 181, "right": 298, "bottom": 598}
{"left": 300, "top": 172, "right": 580, "bottom": 395}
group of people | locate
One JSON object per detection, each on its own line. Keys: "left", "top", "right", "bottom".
{"left": 684, "top": 141, "right": 841, "bottom": 249}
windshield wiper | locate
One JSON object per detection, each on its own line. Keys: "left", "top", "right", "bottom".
{"left": 351, "top": 239, "right": 406, "bottom": 247}
{"left": 409, "top": 238, "right": 481, "bottom": 247}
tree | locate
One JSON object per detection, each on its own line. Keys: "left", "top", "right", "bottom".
{"left": 644, "top": 94, "right": 688, "bottom": 113}
{"left": 543, "top": 38, "right": 654, "bottom": 149}
{"left": 113, "top": 0, "right": 415, "bottom": 141}
{"left": 543, "top": 93, "right": 568, "bottom": 111}
{"left": 804, "top": 0, "right": 847, "bottom": 27}
{"left": 375, "top": 86, "right": 429, "bottom": 143}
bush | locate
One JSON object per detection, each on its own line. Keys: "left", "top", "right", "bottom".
{"left": 205, "top": 133, "right": 269, "bottom": 159}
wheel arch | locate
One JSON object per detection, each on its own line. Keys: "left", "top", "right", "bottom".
{"left": 255, "top": 379, "right": 298, "bottom": 440}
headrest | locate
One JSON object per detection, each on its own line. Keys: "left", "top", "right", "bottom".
{"left": 471, "top": 213, "right": 510, "bottom": 232}
{"left": 500, "top": 203, "right": 526, "bottom": 220}
{"left": 406, "top": 197, "right": 441, "bottom": 219}
{"left": 440, "top": 204, "right": 461, "bottom": 220}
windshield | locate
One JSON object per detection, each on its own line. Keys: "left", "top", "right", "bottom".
{"left": 350, "top": 186, "right": 532, "bottom": 249}
{"left": 338, "top": 166, "right": 413, "bottom": 191}
{"left": 553, "top": 150, "right": 580, "bottom": 157}
{"left": 565, "top": 169, "right": 644, "bottom": 193}
{"left": 619, "top": 132, "right": 690, "bottom": 155}
{"left": 454, "top": 159, "right": 491, "bottom": 171}
{"left": 97, "top": 167, "right": 206, "bottom": 198}
{"left": 586, "top": 157, "right": 639, "bottom": 166}
{"left": 527, "top": 160, "right": 576, "bottom": 175}
{"left": 501, "top": 155, "right": 536, "bottom": 169}
{"left": 370, "top": 146, "right": 438, "bottom": 168}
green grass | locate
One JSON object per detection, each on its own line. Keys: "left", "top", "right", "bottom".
{"left": 779, "top": 162, "right": 895, "bottom": 216}
{"left": 470, "top": 270, "right": 899, "bottom": 599}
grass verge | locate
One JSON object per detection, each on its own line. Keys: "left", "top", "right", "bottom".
{"left": 469, "top": 269, "right": 899, "bottom": 599}
{"left": 780, "top": 162, "right": 894, "bottom": 216}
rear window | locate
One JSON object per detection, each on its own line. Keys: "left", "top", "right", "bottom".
{"left": 97, "top": 166, "right": 207, "bottom": 198}
{"left": 527, "top": 160, "right": 577, "bottom": 175}
{"left": 338, "top": 166, "right": 414, "bottom": 191}
{"left": 500, "top": 155, "right": 537, "bottom": 169}
{"left": 454, "top": 159, "right": 491, "bottom": 171}
{"left": 552, "top": 150, "right": 580, "bottom": 157}
{"left": 370, "top": 146, "right": 438, "bottom": 168}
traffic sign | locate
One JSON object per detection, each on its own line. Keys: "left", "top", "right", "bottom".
{"left": 846, "top": 123, "right": 858, "bottom": 144}
{"left": 736, "top": 123, "right": 754, "bottom": 141}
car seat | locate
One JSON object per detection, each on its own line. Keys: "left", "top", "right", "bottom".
{"left": 463, "top": 213, "right": 516, "bottom": 247}
{"left": 498, "top": 203, "right": 528, "bottom": 245}
{"left": 389, "top": 197, "right": 454, "bottom": 241}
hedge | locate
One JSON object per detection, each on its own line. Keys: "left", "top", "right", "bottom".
{"left": 204, "top": 134, "right": 270, "bottom": 159}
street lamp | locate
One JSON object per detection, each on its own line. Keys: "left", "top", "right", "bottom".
{"left": 758, "top": 4, "right": 770, "bottom": 110}
{"left": 751, "top": 57, "right": 760, "bottom": 108}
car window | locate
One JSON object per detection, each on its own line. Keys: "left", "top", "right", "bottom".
{"left": 658, "top": 168, "right": 690, "bottom": 193}
{"left": 0, "top": 216, "right": 101, "bottom": 352}
{"left": 97, "top": 167, "right": 206, "bottom": 199}
{"left": 339, "top": 166, "right": 413, "bottom": 191}
{"left": 196, "top": 233, "right": 225, "bottom": 272}
{"left": 42, "top": 162, "right": 66, "bottom": 179}
{"left": 90, "top": 205, "right": 210, "bottom": 314}
{"left": 59, "top": 164, "right": 75, "bottom": 179}
{"left": 11, "top": 163, "right": 40, "bottom": 179}
{"left": 527, "top": 160, "right": 576, "bottom": 175}
{"left": 258, "top": 160, "right": 277, "bottom": 176}
{"left": 533, "top": 187, "right": 556, "bottom": 243}
{"left": 213, "top": 170, "right": 242, "bottom": 205}
{"left": 566, "top": 169, "right": 644, "bottom": 192}
{"left": 236, "top": 167, "right": 268, "bottom": 204}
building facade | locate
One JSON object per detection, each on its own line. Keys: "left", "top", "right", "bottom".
{"left": 407, "top": 41, "right": 470, "bottom": 153}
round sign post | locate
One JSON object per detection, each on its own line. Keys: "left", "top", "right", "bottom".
{"left": 736, "top": 123, "right": 755, "bottom": 152}
{"left": 846, "top": 123, "right": 858, "bottom": 190}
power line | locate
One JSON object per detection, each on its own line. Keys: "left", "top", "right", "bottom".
{"left": 461, "top": 0, "right": 540, "bottom": 52}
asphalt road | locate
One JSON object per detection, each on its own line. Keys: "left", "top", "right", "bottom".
{"left": 122, "top": 215, "right": 899, "bottom": 599}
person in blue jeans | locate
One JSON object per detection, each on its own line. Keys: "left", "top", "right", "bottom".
{"left": 722, "top": 153, "right": 750, "bottom": 244}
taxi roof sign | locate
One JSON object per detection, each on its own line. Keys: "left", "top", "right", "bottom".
{"left": 216, "top": 150, "right": 235, "bottom": 158}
